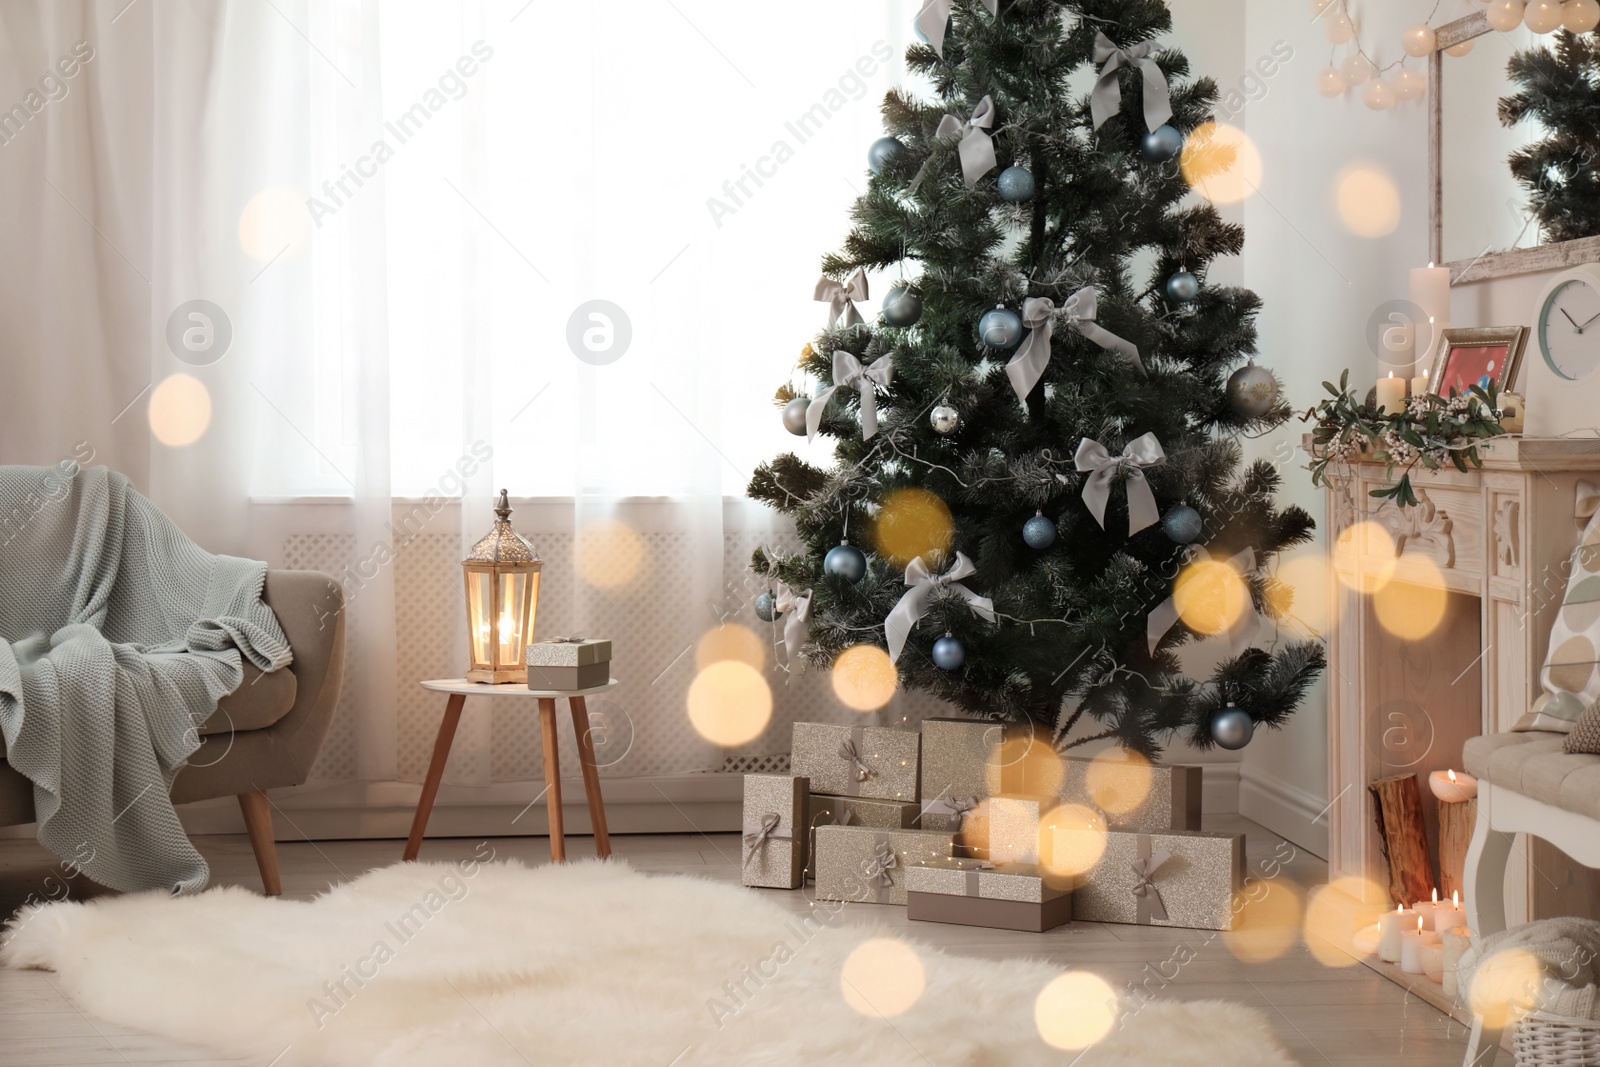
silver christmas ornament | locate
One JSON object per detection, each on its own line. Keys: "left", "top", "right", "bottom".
{"left": 931, "top": 634, "right": 965, "bottom": 670}
{"left": 1166, "top": 270, "right": 1199, "bottom": 303}
{"left": 1141, "top": 124, "right": 1184, "bottom": 163}
{"left": 882, "top": 285, "right": 923, "bottom": 328}
{"left": 782, "top": 397, "right": 810, "bottom": 436}
{"left": 755, "top": 591, "right": 777, "bottom": 622}
{"left": 823, "top": 541, "right": 868, "bottom": 583}
{"left": 1210, "top": 703, "right": 1254, "bottom": 750}
{"left": 868, "top": 136, "right": 905, "bottom": 176}
{"left": 979, "top": 306, "right": 1023, "bottom": 350}
{"left": 1227, "top": 362, "right": 1279, "bottom": 418}
{"left": 930, "top": 403, "right": 960, "bottom": 435}
{"left": 1161, "top": 504, "right": 1202, "bottom": 544}
{"left": 1022, "top": 512, "right": 1057, "bottom": 549}
{"left": 997, "top": 165, "right": 1036, "bottom": 203}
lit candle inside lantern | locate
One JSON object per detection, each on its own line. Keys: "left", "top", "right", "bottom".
{"left": 1376, "top": 371, "right": 1407, "bottom": 413}
{"left": 1379, "top": 903, "right": 1419, "bottom": 963}
{"left": 1429, "top": 769, "right": 1478, "bottom": 803}
{"left": 1410, "top": 366, "right": 1430, "bottom": 398}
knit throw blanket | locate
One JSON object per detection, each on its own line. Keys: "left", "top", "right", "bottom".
{"left": 1457, "top": 916, "right": 1600, "bottom": 1020}
{"left": 0, "top": 464, "right": 291, "bottom": 893}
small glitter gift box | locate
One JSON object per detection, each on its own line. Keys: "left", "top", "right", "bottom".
{"left": 1051, "top": 827, "right": 1244, "bottom": 931}
{"left": 918, "top": 717, "right": 1004, "bottom": 829}
{"left": 791, "top": 722, "right": 920, "bottom": 802}
{"left": 1058, "top": 756, "right": 1202, "bottom": 833}
{"left": 740, "top": 774, "right": 808, "bottom": 890}
{"left": 812, "top": 824, "right": 953, "bottom": 905}
{"left": 905, "top": 857, "right": 1072, "bottom": 932}
{"left": 805, "top": 792, "right": 921, "bottom": 881}
{"left": 525, "top": 638, "right": 611, "bottom": 690}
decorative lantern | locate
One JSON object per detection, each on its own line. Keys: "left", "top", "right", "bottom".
{"left": 463, "top": 489, "right": 542, "bottom": 684}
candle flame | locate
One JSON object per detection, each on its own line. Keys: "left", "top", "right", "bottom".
{"left": 1432, "top": 887, "right": 1439, "bottom": 904}
{"left": 1417, "top": 916, "right": 1425, "bottom": 933}
{"left": 1428, "top": 261, "right": 1435, "bottom": 268}
{"left": 1387, "top": 371, "right": 1394, "bottom": 379}
{"left": 1397, "top": 904, "right": 1403, "bottom": 913}
{"left": 1453, "top": 889, "right": 1460, "bottom": 908}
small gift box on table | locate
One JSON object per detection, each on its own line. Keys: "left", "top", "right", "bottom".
{"left": 1051, "top": 827, "right": 1244, "bottom": 931}
{"left": 906, "top": 857, "right": 1072, "bottom": 932}
{"left": 741, "top": 774, "right": 808, "bottom": 890}
{"left": 791, "top": 722, "right": 920, "bottom": 802}
{"left": 805, "top": 792, "right": 922, "bottom": 880}
{"left": 1059, "top": 755, "right": 1202, "bottom": 832}
{"left": 526, "top": 638, "right": 611, "bottom": 690}
{"left": 813, "top": 824, "right": 953, "bottom": 905}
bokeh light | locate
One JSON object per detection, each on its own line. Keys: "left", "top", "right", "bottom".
{"left": 1173, "top": 557, "right": 1251, "bottom": 637}
{"left": 1180, "top": 122, "right": 1263, "bottom": 204}
{"left": 238, "top": 186, "right": 310, "bottom": 262}
{"left": 1332, "top": 520, "right": 1396, "bottom": 593}
{"left": 984, "top": 726, "right": 1065, "bottom": 796}
{"left": 575, "top": 518, "right": 645, "bottom": 589}
{"left": 1040, "top": 804, "right": 1109, "bottom": 880}
{"left": 1469, "top": 947, "right": 1543, "bottom": 1028}
{"left": 686, "top": 660, "right": 771, "bottom": 746}
{"left": 1223, "top": 880, "right": 1304, "bottom": 963}
{"left": 1034, "top": 972, "right": 1118, "bottom": 1051}
{"left": 1084, "top": 749, "right": 1153, "bottom": 815}
{"left": 696, "top": 623, "right": 765, "bottom": 671}
{"left": 1374, "top": 555, "right": 1448, "bottom": 640}
{"left": 840, "top": 938, "right": 925, "bottom": 1018}
{"left": 831, "top": 644, "right": 898, "bottom": 712}
{"left": 872, "top": 487, "right": 954, "bottom": 570}
{"left": 1271, "top": 552, "right": 1332, "bottom": 633}
{"left": 1335, "top": 165, "right": 1402, "bottom": 238}
{"left": 148, "top": 373, "right": 212, "bottom": 447}
{"left": 1304, "top": 876, "right": 1389, "bottom": 967}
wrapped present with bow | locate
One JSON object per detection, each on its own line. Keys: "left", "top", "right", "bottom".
{"left": 812, "top": 824, "right": 954, "bottom": 906}
{"left": 918, "top": 717, "right": 1006, "bottom": 852}
{"left": 805, "top": 790, "right": 922, "bottom": 881}
{"left": 790, "top": 722, "right": 920, "bottom": 802}
{"left": 526, "top": 637, "right": 611, "bottom": 690}
{"left": 905, "top": 856, "right": 1072, "bottom": 932}
{"left": 1049, "top": 827, "right": 1244, "bottom": 930}
{"left": 1058, "top": 755, "right": 1203, "bottom": 833}
{"left": 740, "top": 774, "right": 809, "bottom": 890}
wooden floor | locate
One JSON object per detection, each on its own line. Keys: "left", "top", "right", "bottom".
{"left": 0, "top": 814, "right": 1503, "bottom": 1067}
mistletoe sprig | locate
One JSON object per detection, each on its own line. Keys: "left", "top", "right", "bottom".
{"left": 1302, "top": 369, "right": 1507, "bottom": 509}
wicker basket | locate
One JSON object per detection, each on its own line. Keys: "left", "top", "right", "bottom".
{"left": 1515, "top": 1010, "right": 1600, "bottom": 1066}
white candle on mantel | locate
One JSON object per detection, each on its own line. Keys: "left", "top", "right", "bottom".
{"left": 1421, "top": 942, "right": 1446, "bottom": 983}
{"left": 1443, "top": 926, "right": 1472, "bottom": 998}
{"left": 1379, "top": 904, "right": 1419, "bottom": 963}
{"left": 1431, "top": 890, "right": 1465, "bottom": 933}
{"left": 1412, "top": 887, "right": 1442, "bottom": 931}
{"left": 1429, "top": 769, "right": 1478, "bottom": 803}
{"left": 1399, "top": 916, "right": 1430, "bottom": 974}
{"left": 1411, "top": 367, "right": 1430, "bottom": 398}
{"left": 1376, "top": 371, "right": 1407, "bottom": 413}
{"left": 1411, "top": 263, "right": 1452, "bottom": 371}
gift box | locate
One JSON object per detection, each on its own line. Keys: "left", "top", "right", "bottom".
{"left": 526, "top": 638, "right": 612, "bottom": 691}
{"left": 1059, "top": 756, "right": 1201, "bottom": 832}
{"left": 812, "top": 824, "right": 953, "bottom": 905}
{"left": 805, "top": 792, "right": 921, "bottom": 881}
{"left": 740, "top": 774, "right": 808, "bottom": 890}
{"left": 983, "top": 794, "right": 1046, "bottom": 864}
{"left": 1051, "top": 827, "right": 1244, "bottom": 931}
{"left": 791, "top": 722, "right": 919, "bottom": 802}
{"left": 919, "top": 717, "right": 1004, "bottom": 826}
{"left": 905, "top": 857, "right": 1072, "bottom": 932}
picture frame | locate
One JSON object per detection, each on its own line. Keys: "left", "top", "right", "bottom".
{"left": 1428, "top": 325, "right": 1528, "bottom": 397}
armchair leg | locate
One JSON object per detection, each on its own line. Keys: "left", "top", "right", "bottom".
{"left": 238, "top": 790, "right": 282, "bottom": 896}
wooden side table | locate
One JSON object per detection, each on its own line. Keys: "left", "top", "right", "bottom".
{"left": 403, "top": 678, "right": 617, "bottom": 863}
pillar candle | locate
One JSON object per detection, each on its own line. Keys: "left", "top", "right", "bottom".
{"left": 1443, "top": 926, "right": 1472, "bottom": 998}
{"left": 1411, "top": 887, "right": 1442, "bottom": 930}
{"left": 1375, "top": 372, "right": 1407, "bottom": 413}
{"left": 1431, "top": 891, "right": 1464, "bottom": 933}
{"left": 1379, "top": 905, "right": 1419, "bottom": 963}
{"left": 1382, "top": 312, "right": 1415, "bottom": 370}
{"left": 1429, "top": 769, "right": 1478, "bottom": 803}
{"left": 1399, "top": 917, "right": 1431, "bottom": 974}
{"left": 1411, "top": 367, "right": 1431, "bottom": 398}
{"left": 1410, "top": 264, "right": 1452, "bottom": 373}
{"left": 1421, "top": 942, "right": 1446, "bottom": 983}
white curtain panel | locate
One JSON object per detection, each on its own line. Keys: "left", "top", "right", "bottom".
{"left": 0, "top": 0, "right": 942, "bottom": 800}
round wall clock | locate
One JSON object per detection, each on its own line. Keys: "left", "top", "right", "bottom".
{"left": 1535, "top": 262, "right": 1600, "bottom": 382}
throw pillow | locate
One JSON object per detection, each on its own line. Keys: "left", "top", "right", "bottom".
{"left": 1535, "top": 482, "right": 1600, "bottom": 731}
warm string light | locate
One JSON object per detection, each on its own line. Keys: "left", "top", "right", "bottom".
{"left": 1311, "top": 0, "right": 1450, "bottom": 110}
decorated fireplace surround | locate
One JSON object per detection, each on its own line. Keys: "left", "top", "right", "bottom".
{"left": 1320, "top": 436, "right": 1600, "bottom": 924}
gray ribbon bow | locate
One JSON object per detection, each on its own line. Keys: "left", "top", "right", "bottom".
{"left": 547, "top": 635, "right": 586, "bottom": 643}
{"left": 1130, "top": 836, "right": 1172, "bottom": 924}
{"left": 884, "top": 551, "right": 996, "bottom": 662}
{"left": 838, "top": 738, "right": 872, "bottom": 783}
{"left": 915, "top": 0, "right": 1000, "bottom": 55}
{"left": 807, "top": 350, "right": 893, "bottom": 442}
{"left": 1091, "top": 31, "right": 1173, "bottom": 132}
{"left": 1007, "top": 290, "right": 1144, "bottom": 403}
{"left": 742, "top": 812, "right": 784, "bottom": 869}
{"left": 866, "top": 840, "right": 899, "bottom": 897}
{"left": 921, "top": 791, "right": 979, "bottom": 830}
{"left": 1073, "top": 433, "right": 1166, "bottom": 535}
{"left": 774, "top": 583, "right": 812, "bottom": 661}
{"left": 935, "top": 95, "right": 997, "bottom": 186}
{"left": 1147, "top": 546, "right": 1258, "bottom": 655}
{"left": 816, "top": 268, "right": 869, "bottom": 330}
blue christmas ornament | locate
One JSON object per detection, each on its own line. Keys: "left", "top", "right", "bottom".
{"left": 1141, "top": 124, "right": 1184, "bottom": 163}
{"left": 755, "top": 591, "right": 777, "bottom": 622}
{"left": 1022, "top": 512, "right": 1057, "bottom": 549}
{"left": 882, "top": 285, "right": 922, "bottom": 327}
{"left": 932, "top": 634, "right": 966, "bottom": 670}
{"left": 979, "top": 306, "right": 1023, "bottom": 350}
{"left": 1161, "top": 504, "right": 1202, "bottom": 544}
{"left": 1210, "top": 703, "right": 1254, "bottom": 750}
{"left": 868, "top": 137, "right": 905, "bottom": 176}
{"left": 1166, "top": 270, "right": 1199, "bottom": 303}
{"left": 997, "top": 165, "right": 1036, "bottom": 203}
{"left": 823, "top": 542, "right": 867, "bottom": 583}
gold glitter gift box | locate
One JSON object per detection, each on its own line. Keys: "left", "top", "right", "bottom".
{"left": 1051, "top": 827, "right": 1245, "bottom": 931}
{"left": 790, "top": 722, "right": 920, "bottom": 802}
{"left": 525, "top": 638, "right": 612, "bottom": 690}
{"left": 918, "top": 717, "right": 1003, "bottom": 830}
{"left": 804, "top": 791, "right": 922, "bottom": 881}
{"left": 740, "top": 774, "right": 809, "bottom": 890}
{"left": 905, "top": 857, "right": 1072, "bottom": 932}
{"left": 812, "top": 824, "right": 954, "bottom": 905}
{"left": 1058, "top": 756, "right": 1202, "bottom": 832}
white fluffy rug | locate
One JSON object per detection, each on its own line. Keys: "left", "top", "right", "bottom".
{"left": 3, "top": 859, "right": 1296, "bottom": 1066}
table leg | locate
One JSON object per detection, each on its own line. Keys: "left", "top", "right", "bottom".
{"left": 568, "top": 696, "right": 612, "bottom": 859}
{"left": 403, "top": 693, "right": 465, "bottom": 862}
{"left": 539, "top": 697, "right": 566, "bottom": 862}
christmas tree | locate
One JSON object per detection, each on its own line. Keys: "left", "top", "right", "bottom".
{"left": 1501, "top": 29, "right": 1600, "bottom": 244}
{"left": 748, "top": 0, "right": 1323, "bottom": 758}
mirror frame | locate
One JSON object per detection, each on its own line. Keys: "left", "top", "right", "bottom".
{"left": 1430, "top": 12, "right": 1600, "bottom": 282}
